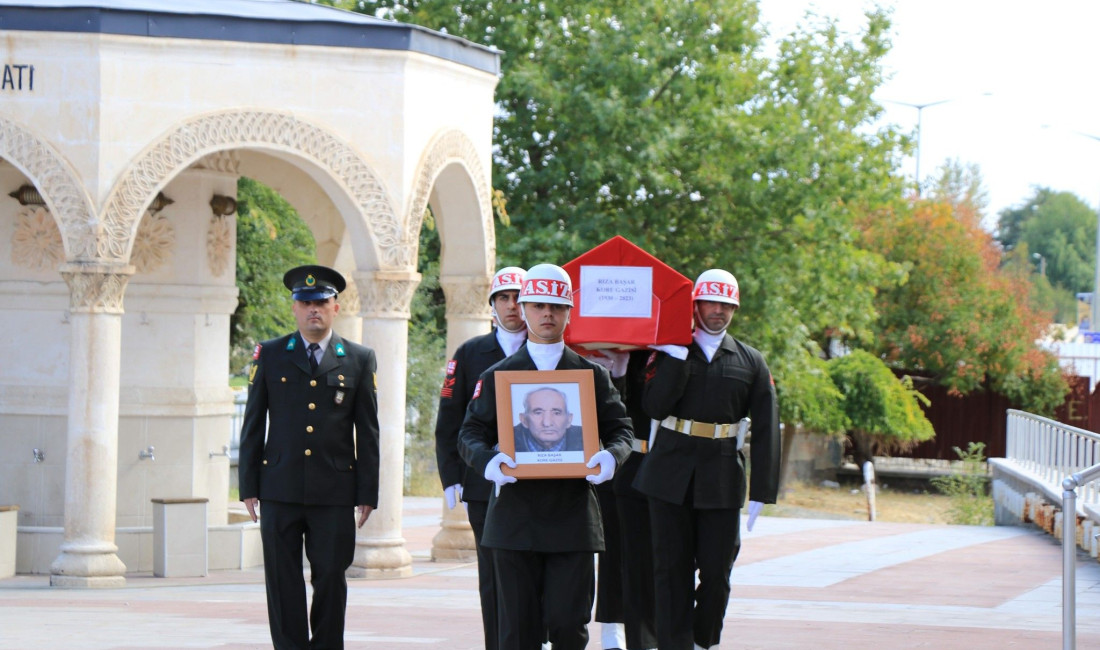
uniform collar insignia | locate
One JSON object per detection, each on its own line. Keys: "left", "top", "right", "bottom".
{"left": 286, "top": 336, "right": 297, "bottom": 351}
{"left": 334, "top": 342, "right": 346, "bottom": 357}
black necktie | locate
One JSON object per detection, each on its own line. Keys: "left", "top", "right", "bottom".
{"left": 307, "top": 343, "right": 320, "bottom": 372}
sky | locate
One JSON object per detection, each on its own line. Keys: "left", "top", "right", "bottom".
{"left": 757, "top": 0, "right": 1100, "bottom": 231}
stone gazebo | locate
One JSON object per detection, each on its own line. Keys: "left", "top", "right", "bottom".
{"left": 0, "top": 0, "right": 497, "bottom": 586}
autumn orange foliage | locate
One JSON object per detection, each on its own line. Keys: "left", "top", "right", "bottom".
{"left": 859, "top": 197, "right": 1067, "bottom": 413}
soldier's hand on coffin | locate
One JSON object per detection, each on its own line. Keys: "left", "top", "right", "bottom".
{"left": 648, "top": 344, "right": 688, "bottom": 360}
{"left": 590, "top": 349, "right": 629, "bottom": 377}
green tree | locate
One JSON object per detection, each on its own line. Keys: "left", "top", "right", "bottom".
{"left": 997, "top": 187, "right": 1097, "bottom": 294}
{"left": 826, "top": 350, "right": 934, "bottom": 468}
{"left": 359, "top": 0, "right": 910, "bottom": 429}
{"left": 403, "top": 214, "right": 447, "bottom": 494}
{"left": 231, "top": 177, "right": 317, "bottom": 374}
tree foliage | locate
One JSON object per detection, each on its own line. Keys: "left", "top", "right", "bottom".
{"left": 860, "top": 166, "right": 1068, "bottom": 414}
{"left": 358, "top": 0, "right": 910, "bottom": 426}
{"left": 826, "top": 349, "right": 934, "bottom": 467}
{"left": 997, "top": 187, "right": 1097, "bottom": 294}
{"left": 231, "top": 177, "right": 317, "bottom": 374}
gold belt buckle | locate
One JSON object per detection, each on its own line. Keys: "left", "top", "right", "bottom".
{"left": 689, "top": 421, "right": 713, "bottom": 438}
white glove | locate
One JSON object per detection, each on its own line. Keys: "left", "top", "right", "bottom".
{"left": 444, "top": 483, "right": 462, "bottom": 510}
{"left": 484, "top": 452, "right": 518, "bottom": 496}
{"left": 746, "top": 500, "right": 764, "bottom": 531}
{"left": 585, "top": 449, "right": 617, "bottom": 484}
{"left": 648, "top": 344, "right": 688, "bottom": 360}
{"left": 594, "top": 349, "right": 629, "bottom": 377}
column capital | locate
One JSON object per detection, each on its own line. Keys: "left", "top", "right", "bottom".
{"left": 60, "top": 262, "right": 135, "bottom": 314}
{"left": 352, "top": 270, "right": 421, "bottom": 319}
{"left": 440, "top": 275, "right": 493, "bottom": 321}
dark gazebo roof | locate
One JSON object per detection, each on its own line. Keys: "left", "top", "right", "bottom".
{"left": 0, "top": 0, "right": 499, "bottom": 74}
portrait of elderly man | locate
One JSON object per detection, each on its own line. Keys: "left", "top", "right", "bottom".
{"left": 514, "top": 386, "right": 585, "bottom": 453}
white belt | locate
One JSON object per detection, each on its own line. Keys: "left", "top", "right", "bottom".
{"left": 630, "top": 438, "right": 648, "bottom": 454}
{"left": 661, "top": 416, "right": 734, "bottom": 439}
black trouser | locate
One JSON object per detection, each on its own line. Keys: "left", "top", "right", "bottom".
{"left": 492, "top": 548, "right": 594, "bottom": 650}
{"left": 595, "top": 481, "right": 624, "bottom": 626}
{"left": 467, "top": 499, "right": 499, "bottom": 650}
{"left": 648, "top": 493, "right": 740, "bottom": 650}
{"left": 259, "top": 500, "right": 355, "bottom": 650}
{"left": 617, "top": 490, "right": 657, "bottom": 650}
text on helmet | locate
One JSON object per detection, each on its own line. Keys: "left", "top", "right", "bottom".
{"left": 523, "top": 279, "right": 571, "bottom": 299}
{"left": 695, "top": 282, "right": 738, "bottom": 300}
{"left": 494, "top": 273, "right": 522, "bottom": 288}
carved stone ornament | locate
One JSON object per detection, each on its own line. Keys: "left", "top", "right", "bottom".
{"left": 191, "top": 150, "right": 241, "bottom": 175}
{"left": 407, "top": 130, "right": 496, "bottom": 265}
{"left": 0, "top": 116, "right": 96, "bottom": 259}
{"left": 356, "top": 272, "right": 421, "bottom": 318}
{"left": 131, "top": 213, "right": 175, "bottom": 274}
{"left": 60, "top": 263, "right": 135, "bottom": 313}
{"left": 11, "top": 206, "right": 64, "bottom": 271}
{"left": 207, "top": 215, "right": 233, "bottom": 277}
{"left": 441, "top": 277, "right": 492, "bottom": 319}
{"left": 338, "top": 279, "right": 361, "bottom": 314}
{"left": 102, "top": 111, "right": 401, "bottom": 266}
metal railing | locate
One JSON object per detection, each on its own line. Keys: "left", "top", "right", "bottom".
{"left": 1005, "top": 409, "right": 1100, "bottom": 510}
{"left": 1006, "top": 409, "right": 1100, "bottom": 650}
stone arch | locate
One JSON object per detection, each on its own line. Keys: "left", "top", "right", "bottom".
{"left": 0, "top": 116, "right": 98, "bottom": 260}
{"left": 406, "top": 129, "right": 496, "bottom": 274}
{"left": 100, "top": 110, "right": 404, "bottom": 268}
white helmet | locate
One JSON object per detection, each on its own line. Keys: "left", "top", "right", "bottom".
{"left": 518, "top": 263, "right": 574, "bottom": 307}
{"left": 692, "top": 269, "right": 740, "bottom": 306}
{"left": 489, "top": 266, "right": 526, "bottom": 304}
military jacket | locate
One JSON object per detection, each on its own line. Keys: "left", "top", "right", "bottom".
{"left": 434, "top": 331, "right": 506, "bottom": 503}
{"left": 238, "top": 331, "right": 380, "bottom": 508}
{"left": 458, "top": 346, "right": 633, "bottom": 552}
{"left": 633, "top": 334, "right": 779, "bottom": 509}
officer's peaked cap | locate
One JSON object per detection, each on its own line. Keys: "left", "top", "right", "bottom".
{"left": 283, "top": 265, "right": 346, "bottom": 301}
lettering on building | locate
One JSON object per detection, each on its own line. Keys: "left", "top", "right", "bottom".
{"left": 2, "top": 64, "right": 35, "bottom": 91}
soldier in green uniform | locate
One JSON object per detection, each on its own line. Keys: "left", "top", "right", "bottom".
{"left": 238, "top": 264, "right": 380, "bottom": 650}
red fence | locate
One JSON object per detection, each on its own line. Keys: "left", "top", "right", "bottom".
{"left": 899, "top": 375, "right": 1100, "bottom": 460}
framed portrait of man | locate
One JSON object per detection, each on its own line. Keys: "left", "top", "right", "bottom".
{"left": 494, "top": 369, "right": 600, "bottom": 479}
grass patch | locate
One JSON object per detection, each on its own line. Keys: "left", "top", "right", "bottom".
{"left": 770, "top": 480, "right": 967, "bottom": 524}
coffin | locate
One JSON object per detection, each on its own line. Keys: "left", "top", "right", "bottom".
{"left": 562, "top": 236, "right": 693, "bottom": 350}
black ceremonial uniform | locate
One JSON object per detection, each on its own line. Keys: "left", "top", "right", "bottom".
{"left": 238, "top": 331, "right": 380, "bottom": 650}
{"left": 633, "top": 334, "right": 779, "bottom": 650}
{"left": 433, "top": 330, "right": 507, "bottom": 650}
{"left": 459, "top": 346, "right": 633, "bottom": 650}
{"left": 611, "top": 350, "right": 659, "bottom": 650}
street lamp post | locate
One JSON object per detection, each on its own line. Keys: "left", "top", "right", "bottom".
{"left": 884, "top": 93, "right": 993, "bottom": 196}
{"left": 1033, "top": 252, "right": 1047, "bottom": 277}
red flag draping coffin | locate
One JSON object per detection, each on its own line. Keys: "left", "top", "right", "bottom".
{"left": 562, "top": 236, "right": 693, "bottom": 350}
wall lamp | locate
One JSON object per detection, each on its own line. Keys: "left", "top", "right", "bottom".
{"left": 209, "top": 194, "right": 237, "bottom": 216}
{"left": 148, "top": 192, "right": 174, "bottom": 215}
{"left": 8, "top": 184, "right": 46, "bottom": 206}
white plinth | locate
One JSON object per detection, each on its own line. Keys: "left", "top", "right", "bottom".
{"left": 152, "top": 498, "right": 208, "bottom": 578}
{"left": 0, "top": 506, "right": 17, "bottom": 578}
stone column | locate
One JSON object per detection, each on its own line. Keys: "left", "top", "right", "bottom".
{"left": 50, "top": 262, "right": 134, "bottom": 587}
{"left": 431, "top": 275, "right": 492, "bottom": 561}
{"left": 349, "top": 269, "right": 419, "bottom": 578}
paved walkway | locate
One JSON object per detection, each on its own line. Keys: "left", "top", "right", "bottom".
{"left": 2, "top": 497, "right": 1100, "bottom": 649}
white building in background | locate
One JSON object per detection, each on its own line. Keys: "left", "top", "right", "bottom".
{"left": 1, "top": 0, "right": 498, "bottom": 585}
